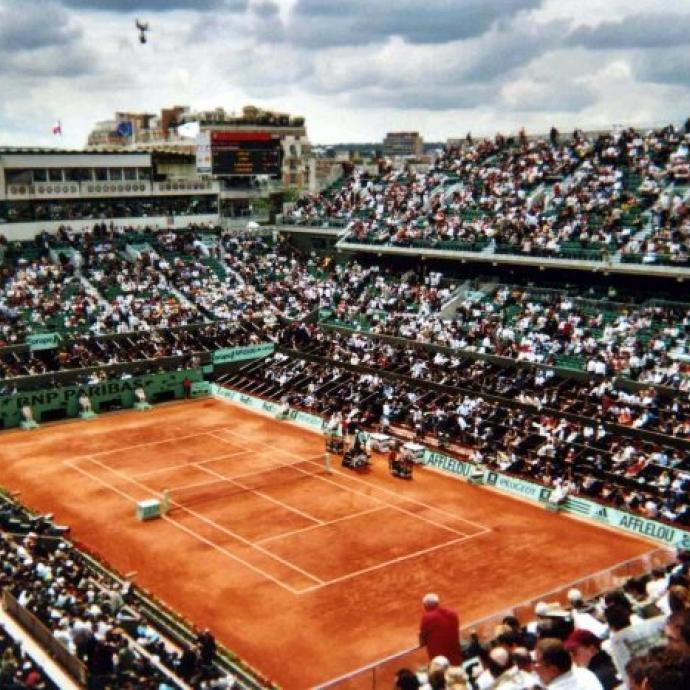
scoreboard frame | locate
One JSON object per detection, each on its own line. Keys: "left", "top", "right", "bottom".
{"left": 208, "top": 131, "right": 282, "bottom": 178}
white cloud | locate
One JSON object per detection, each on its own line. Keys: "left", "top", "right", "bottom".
{"left": 1, "top": 0, "right": 690, "bottom": 148}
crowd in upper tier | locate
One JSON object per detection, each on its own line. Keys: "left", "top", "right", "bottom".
{"left": 287, "top": 123, "right": 690, "bottom": 265}
{"left": 324, "top": 281, "right": 690, "bottom": 390}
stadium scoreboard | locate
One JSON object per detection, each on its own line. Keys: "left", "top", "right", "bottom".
{"left": 197, "top": 131, "right": 282, "bottom": 177}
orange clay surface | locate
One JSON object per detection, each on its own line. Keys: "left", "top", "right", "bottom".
{"left": 0, "top": 398, "right": 657, "bottom": 689}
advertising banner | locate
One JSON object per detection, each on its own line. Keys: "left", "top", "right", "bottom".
{"left": 483, "top": 471, "right": 553, "bottom": 503}
{"left": 212, "top": 343, "right": 275, "bottom": 365}
{"left": 210, "top": 385, "right": 323, "bottom": 433}
{"left": 26, "top": 333, "right": 61, "bottom": 351}
{"left": 422, "top": 449, "right": 476, "bottom": 479}
{"left": 190, "top": 381, "right": 211, "bottom": 398}
{"left": 196, "top": 131, "right": 212, "bottom": 175}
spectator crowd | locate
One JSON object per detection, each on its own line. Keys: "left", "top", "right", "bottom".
{"left": 287, "top": 123, "right": 690, "bottom": 265}
{"left": 395, "top": 551, "right": 690, "bottom": 690}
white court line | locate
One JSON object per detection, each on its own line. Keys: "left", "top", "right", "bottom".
{"left": 226, "top": 429, "right": 491, "bottom": 534}
{"left": 212, "top": 459, "right": 320, "bottom": 483}
{"left": 304, "top": 459, "right": 490, "bottom": 535}
{"left": 85, "top": 455, "right": 325, "bottom": 586}
{"left": 209, "top": 431, "right": 323, "bottom": 464}
{"left": 159, "top": 477, "right": 228, "bottom": 493}
{"left": 68, "top": 429, "right": 225, "bottom": 461}
{"left": 211, "top": 403, "right": 490, "bottom": 534}
{"left": 211, "top": 443, "right": 469, "bottom": 537}
{"left": 196, "top": 451, "right": 492, "bottom": 589}
{"left": 131, "top": 449, "right": 248, "bottom": 479}
{"left": 288, "top": 467, "right": 489, "bottom": 540}
{"left": 215, "top": 430, "right": 478, "bottom": 537}
{"left": 65, "top": 460, "right": 144, "bottom": 505}
{"left": 63, "top": 460, "right": 304, "bottom": 595}
{"left": 196, "top": 463, "right": 325, "bottom": 526}
{"left": 255, "top": 506, "right": 387, "bottom": 545}
{"left": 207, "top": 431, "right": 256, "bottom": 453}
{"left": 298, "top": 532, "right": 485, "bottom": 593}
{"left": 65, "top": 417, "right": 491, "bottom": 593}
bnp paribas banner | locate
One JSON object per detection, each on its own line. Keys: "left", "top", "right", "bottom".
{"left": 212, "top": 343, "right": 275, "bottom": 365}
{"left": 421, "top": 450, "right": 690, "bottom": 550}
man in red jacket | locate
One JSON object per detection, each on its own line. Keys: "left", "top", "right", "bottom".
{"left": 419, "top": 593, "right": 462, "bottom": 665}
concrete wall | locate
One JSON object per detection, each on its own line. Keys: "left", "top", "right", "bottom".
{"left": 0, "top": 214, "right": 219, "bottom": 240}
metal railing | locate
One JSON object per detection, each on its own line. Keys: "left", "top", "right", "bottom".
{"left": 2, "top": 588, "right": 88, "bottom": 687}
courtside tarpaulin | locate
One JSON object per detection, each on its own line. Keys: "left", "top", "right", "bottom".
{"left": 212, "top": 343, "right": 274, "bottom": 365}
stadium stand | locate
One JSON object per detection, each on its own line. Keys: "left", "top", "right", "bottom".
{"left": 0, "top": 492, "right": 268, "bottom": 690}
{"left": 2, "top": 122, "right": 690, "bottom": 688}
{"left": 285, "top": 123, "right": 690, "bottom": 265}
{"left": 0, "top": 621, "right": 59, "bottom": 689}
{"left": 1, "top": 228, "right": 689, "bottom": 523}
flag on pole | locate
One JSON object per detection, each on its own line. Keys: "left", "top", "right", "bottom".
{"left": 52, "top": 120, "right": 62, "bottom": 136}
{"left": 116, "top": 121, "right": 133, "bottom": 137}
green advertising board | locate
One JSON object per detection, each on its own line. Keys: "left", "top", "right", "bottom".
{"left": 210, "top": 384, "right": 323, "bottom": 432}
{"left": 190, "top": 381, "right": 212, "bottom": 398}
{"left": 0, "top": 369, "right": 203, "bottom": 428}
{"left": 423, "top": 449, "right": 476, "bottom": 479}
{"left": 483, "top": 471, "right": 554, "bottom": 503}
{"left": 26, "top": 333, "right": 61, "bottom": 351}
{"left": 212, "top": 343, "right": 275, "bottom": 365}
{"left": 419, "top": 451, "right": 690, "bottom": 549}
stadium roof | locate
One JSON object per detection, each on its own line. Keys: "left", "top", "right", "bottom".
{"left": 0, "top": 146, "right": 151, "bottom": 156}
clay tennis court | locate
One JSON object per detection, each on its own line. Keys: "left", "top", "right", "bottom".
{"left": 0, "top": 397, "right": 667, "bottom": 689}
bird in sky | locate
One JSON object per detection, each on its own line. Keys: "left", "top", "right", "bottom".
{"left": 135, "top": 19, "right": 150, "bottom": 44}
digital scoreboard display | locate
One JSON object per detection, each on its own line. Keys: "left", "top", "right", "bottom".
{"left": 210, "top": 131, "right": 282, "bottom": 177}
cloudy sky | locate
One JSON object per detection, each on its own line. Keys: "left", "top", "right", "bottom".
{"left": 1, "top": 0, "right": 689, "bottom": 148}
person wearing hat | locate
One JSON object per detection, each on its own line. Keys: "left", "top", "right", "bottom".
{"left": 565, "top": 629, "right": 619, "bottom": 690}
{"left": 534, "top": 600, "right": 574, "bottom": 641}
{"left": 419, "top": 593, "right": 462, "bottom": 666}
{"left": 567, "top": 589, "right": 608, "bottom": 640}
